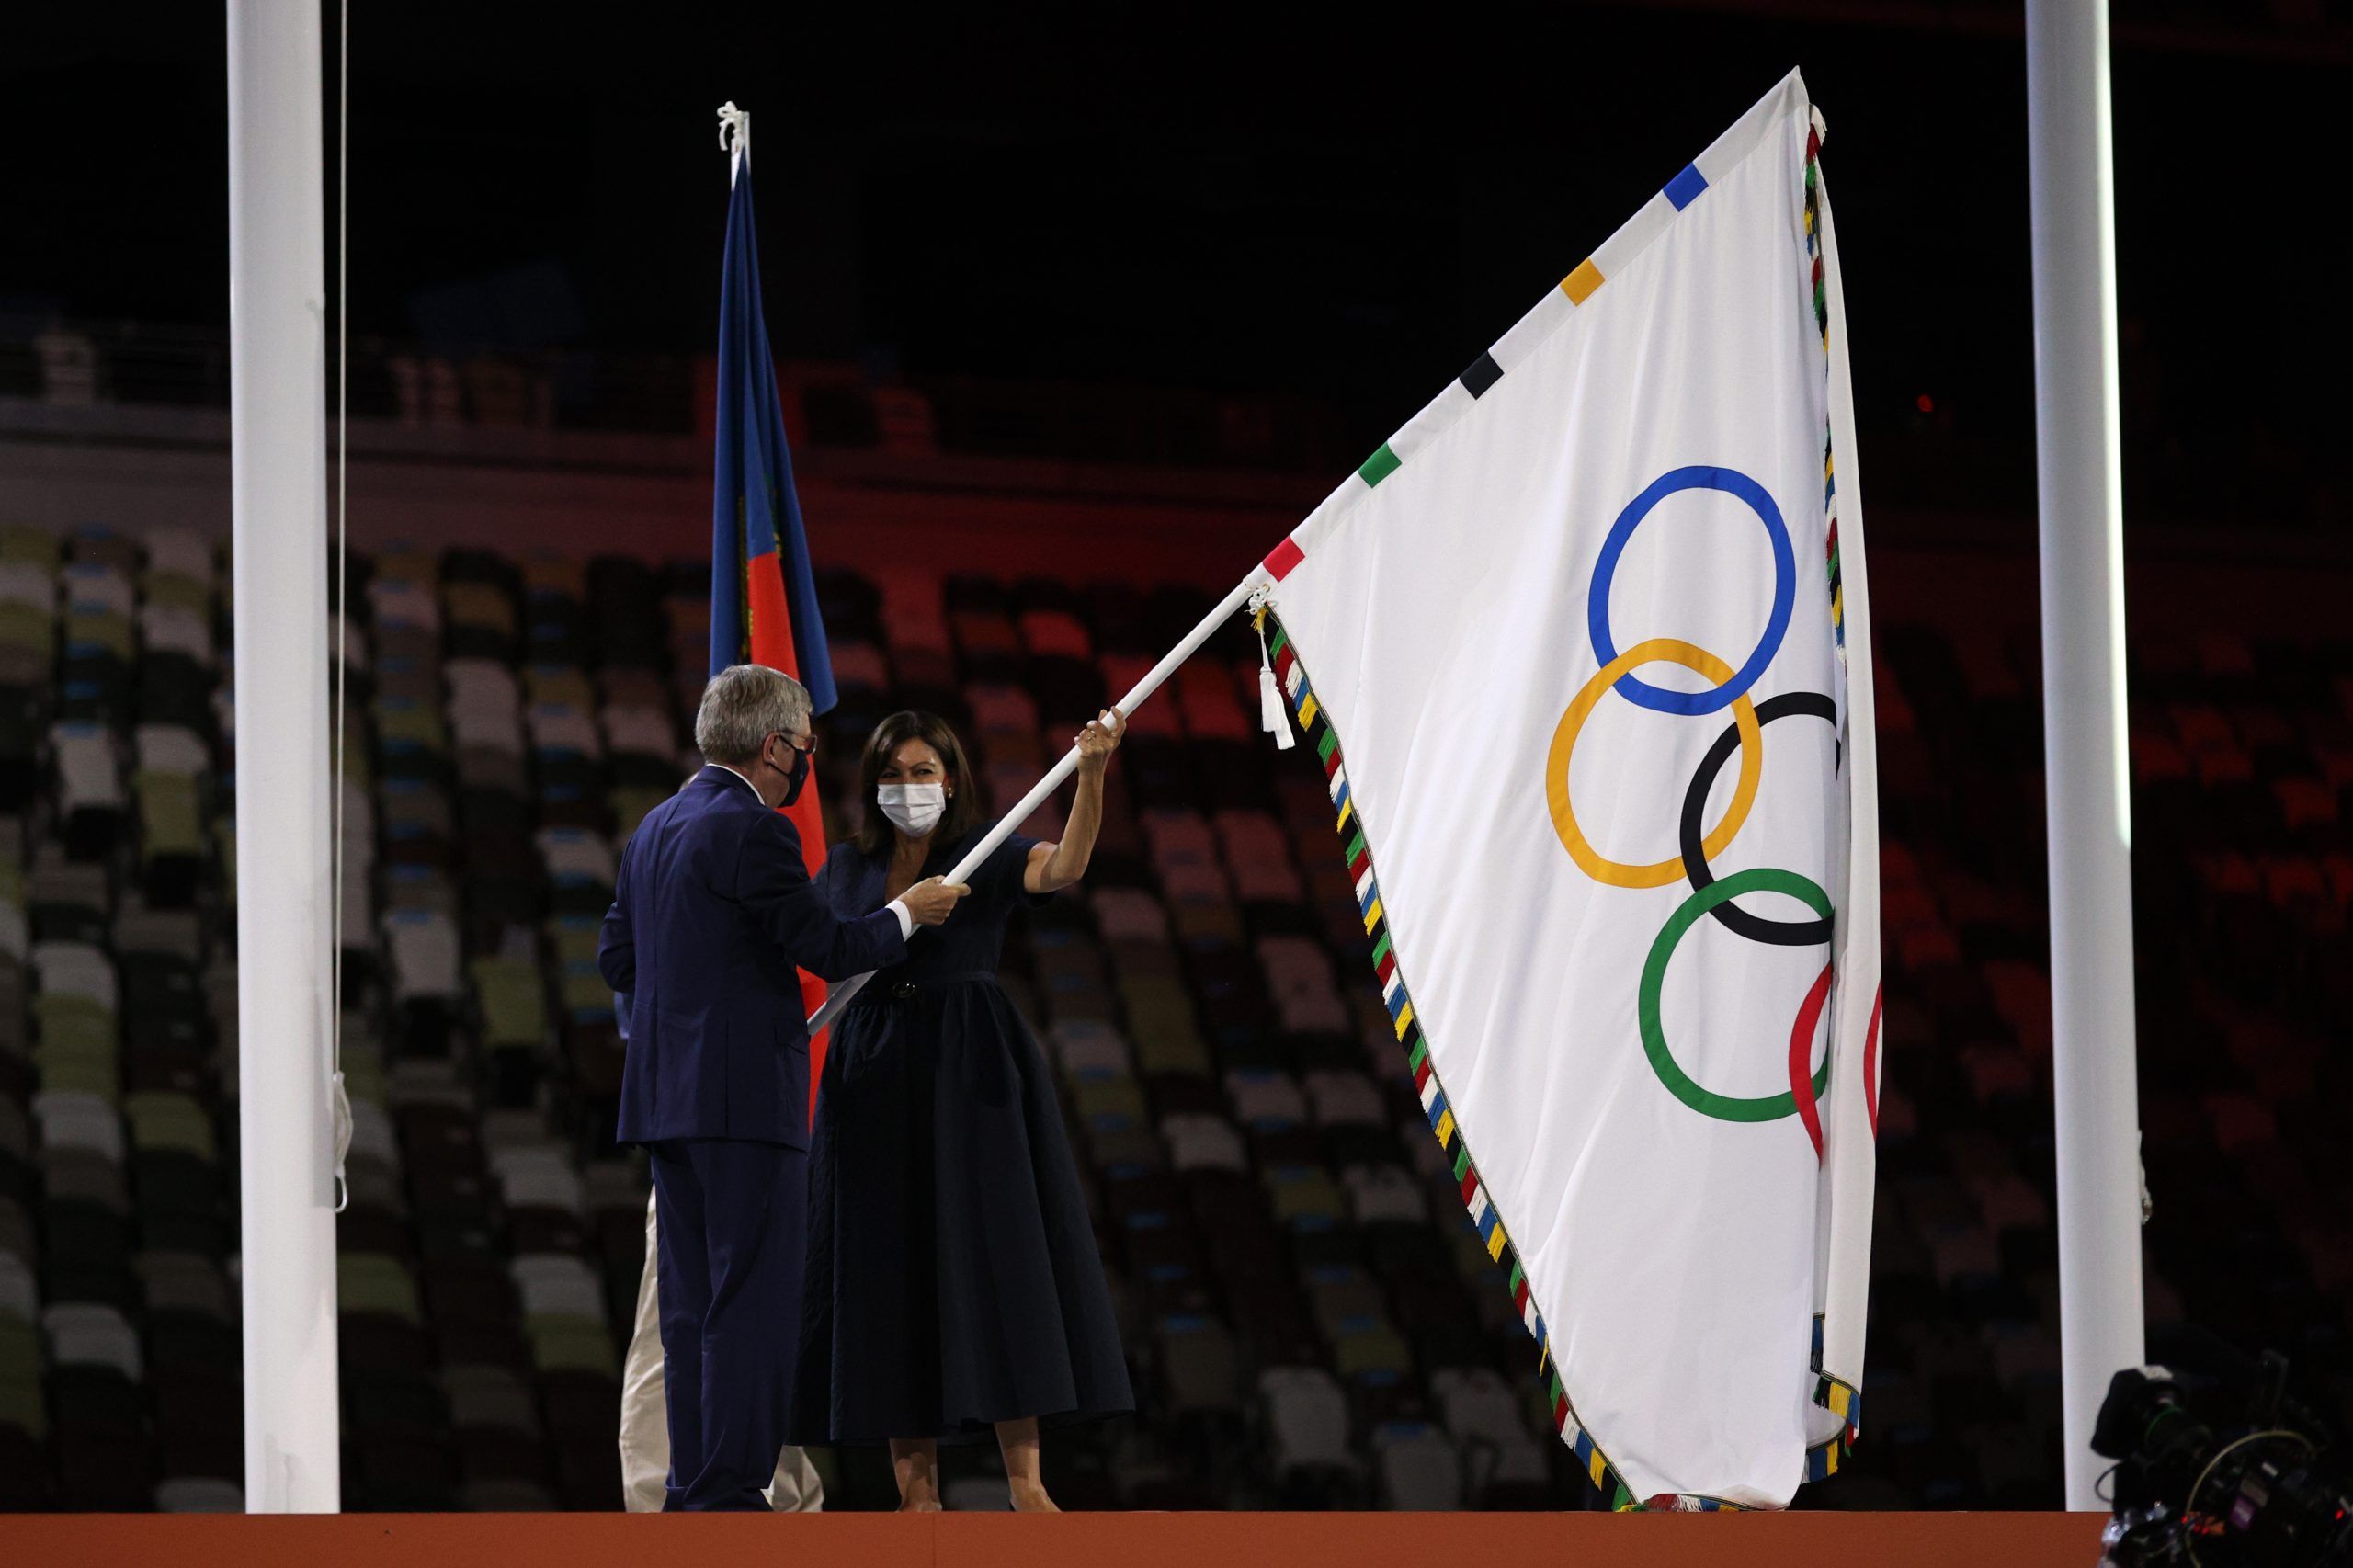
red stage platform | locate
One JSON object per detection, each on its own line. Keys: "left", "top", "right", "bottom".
{"left": 1, "top": 1510, "right": 2105, "bottom": 1567}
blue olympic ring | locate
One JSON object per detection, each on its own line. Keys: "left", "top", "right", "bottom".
{"left": 1586, "top": 465, "right": 1796, "bottom": 716}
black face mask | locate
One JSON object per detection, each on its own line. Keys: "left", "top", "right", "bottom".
{"left": 777, "top": 738, "right": 812, "bottom": 807}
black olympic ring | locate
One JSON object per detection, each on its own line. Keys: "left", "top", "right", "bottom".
{"left": 1677, "top": 691, "right": 1839, "bottom": 946}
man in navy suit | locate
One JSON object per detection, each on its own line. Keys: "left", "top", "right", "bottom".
{"left": 599, "top": 664, "right": 965, "bottom": 1510}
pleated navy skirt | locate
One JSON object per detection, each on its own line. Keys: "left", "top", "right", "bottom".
{"left": 788, "top": 835, "right": 1132, "bottom": 1445}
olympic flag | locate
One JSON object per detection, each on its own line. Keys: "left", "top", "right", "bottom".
{"left": 1256, "top": 71, "right": 1878, "bottom": 1507}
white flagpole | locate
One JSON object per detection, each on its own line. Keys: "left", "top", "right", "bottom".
{"left": 2026, "top": 0, "right": 2146, "bottom": 1509}
{"left": 809, "top": 570, "right": 1269, "bottom": 1030}
{"left": 228, "top": 0, "right": 341, "bottom": 1512}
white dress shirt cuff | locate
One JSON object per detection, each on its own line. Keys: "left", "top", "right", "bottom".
{"left": 884, "top": 898, "right": 914, "bottom": 940}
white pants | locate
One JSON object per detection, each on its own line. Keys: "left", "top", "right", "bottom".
{"left": 620, "top": 1187, "right": 825, "bottom": 1511}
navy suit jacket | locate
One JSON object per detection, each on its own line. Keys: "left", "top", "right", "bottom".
{"left": 598, "top": 766, "right": 906, "bottom": 1147}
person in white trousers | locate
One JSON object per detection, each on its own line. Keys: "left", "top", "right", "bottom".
{"left": 619, "top": 1188, "right": 825, "bottom": 1511}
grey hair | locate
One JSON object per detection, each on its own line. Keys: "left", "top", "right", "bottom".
{"left": 694, "top": 665, "right": 812, "bottom": 767}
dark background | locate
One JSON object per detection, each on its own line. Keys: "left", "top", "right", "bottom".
{"left": 3, "top": 2, "right": 2346, "bottom": 529}
{"left": 6, "top": 0, "right": 2353, "bottom": 1518}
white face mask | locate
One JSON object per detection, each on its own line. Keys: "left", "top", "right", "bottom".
{"left": 877, "top": 781, "right": 947, "bottom": 836}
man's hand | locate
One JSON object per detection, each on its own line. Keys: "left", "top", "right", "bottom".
{"left": 900, "top": 876, "right": 970, "bottom": 926}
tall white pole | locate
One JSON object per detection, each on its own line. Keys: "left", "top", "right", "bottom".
{"left": 2026, "top": 0, "right": 2144, "bottom": 1510}
{"left": 228, "top": 0, "right": 341, "bottom": 1512}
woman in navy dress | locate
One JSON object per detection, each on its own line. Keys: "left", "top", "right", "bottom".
{"left": 791, "top": 708, "right": 1133, "bottom": 1511}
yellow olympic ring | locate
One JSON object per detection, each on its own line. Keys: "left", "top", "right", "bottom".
{"left": 1546, "top": 637, "right": 1762, "bottom": 889}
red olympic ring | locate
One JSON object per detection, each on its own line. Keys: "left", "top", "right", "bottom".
{"left": 1787, "top": 960, "right": 1834, "bottom": 1159}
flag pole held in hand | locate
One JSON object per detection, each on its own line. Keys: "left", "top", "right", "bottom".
{"left": 806, "top": 568, "right": 1269, "bottom": 1030}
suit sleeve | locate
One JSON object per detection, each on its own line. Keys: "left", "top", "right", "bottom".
{"left": 597, "top": 841, "right": 636, "bottom": 994}
{"left": 738, "top": 812, "right": 907, "bottom": 981}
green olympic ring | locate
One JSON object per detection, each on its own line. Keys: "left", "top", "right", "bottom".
{"left": 1639, "top": 866, "right": 1834, "bottom": 1122}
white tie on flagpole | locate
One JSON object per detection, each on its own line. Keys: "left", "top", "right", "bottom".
{"left": 807, "top": 569, "right": 1270, "bottom": 1032}
{"left": 717, "top": 101, "right": 749, "bottom": 185}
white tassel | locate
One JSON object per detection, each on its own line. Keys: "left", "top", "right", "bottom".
{"left": 717, "top": 101, "right": 751, "bottom": 155}
{"left": 1260, "top": 664, "right": 1294, "bottom": 748}
{"left": 717, "top": 103, "right": 751, "bottom": 186}
{"left": 1249, "top": 588, "right": 1295, "bottom": 750}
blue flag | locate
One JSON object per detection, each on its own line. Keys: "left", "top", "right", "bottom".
{"left": 710, "top": 145, "right": 835, "bottom": 715}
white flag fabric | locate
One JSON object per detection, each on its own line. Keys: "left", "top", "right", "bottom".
{"left": 1256, "top": 69, "right": 1878, "bottom": 1508}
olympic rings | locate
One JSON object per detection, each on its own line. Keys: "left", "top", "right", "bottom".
{"left": 1555, "top": 462, "right": 1850, "bottom": 1152}
{"left": 1586, "top": 465, "right": 1796, "bottom": 716}
{"left": 1547, "top": 637, "right": 1761, "bottom": 889}
{"left": 1638, "top": 868, "right": 1833, "bottom": 1124}
{"left": 1677, "top": 691, "right": 1839, "bottom": 946}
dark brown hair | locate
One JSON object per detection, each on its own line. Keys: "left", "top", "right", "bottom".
{"left": 854, "top": 710, "right": 983, "bottom": 858}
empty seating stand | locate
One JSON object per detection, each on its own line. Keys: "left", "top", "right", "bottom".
{"left": 6, "top": 522, "right": 2330, "bottom": 1513}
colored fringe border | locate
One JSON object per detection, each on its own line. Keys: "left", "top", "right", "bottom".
{"left": 1264, "top": 608, "right": 1651, "bottom": 1509}
{"left": 1813, "top": 1317, "right": 1861, "bottom": 1482}
{"left": 1803, "top": 111, "right": 1865, "bottom": 1470}
{"left": 1806, "top": 118, "right": 1847, "bottom": 665}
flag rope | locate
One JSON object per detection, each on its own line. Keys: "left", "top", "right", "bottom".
{"left": 327, "top": 0, "right": 352, "bottom": 1215}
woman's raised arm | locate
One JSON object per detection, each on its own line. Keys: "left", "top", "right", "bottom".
{"left": 1027, "top": 707, "right": 1125, "bottom": 893}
